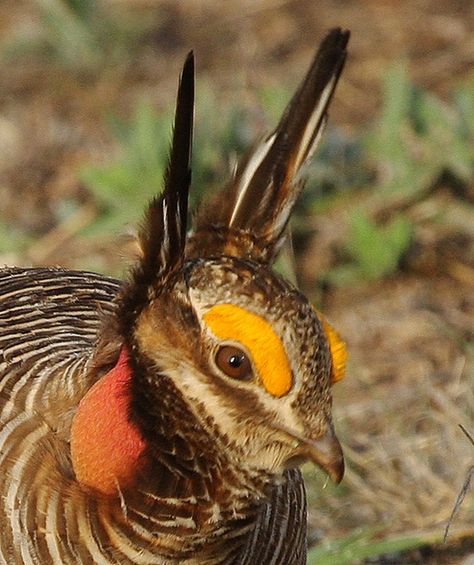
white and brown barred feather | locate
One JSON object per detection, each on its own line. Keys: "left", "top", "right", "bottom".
{"left": 189, "top": 28, "right": 349, "bottom": 264}
{"left": 132, "top": 51, "right": 194, "bottom": 288}
{"left": 120, "top": 51, "right": 194, "bottom": 330}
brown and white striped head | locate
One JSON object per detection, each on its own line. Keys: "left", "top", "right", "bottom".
{"left": 72, "top": 30, "right": 349, "bottom": 497}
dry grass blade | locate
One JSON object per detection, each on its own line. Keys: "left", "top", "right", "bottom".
{"left": 444, "top": 425, "right": 474, "bottom": 543}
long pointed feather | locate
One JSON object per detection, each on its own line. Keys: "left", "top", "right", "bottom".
{"left": 191, "top": 28, "right": 349, "bottom": 264}
{"left": 118, "top": 52, "right": 194, "bottom": 332}
{"left": 138, "top": 51, "right": 194, "bottom": 282}
{"left": 230, "top": 28, "right": 348, "bottom": 235}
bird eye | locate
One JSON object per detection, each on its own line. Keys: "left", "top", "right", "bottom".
{"left": 215, "top": 345, "right": 253, "bottom": 381}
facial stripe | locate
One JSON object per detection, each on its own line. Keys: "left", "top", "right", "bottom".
{"left": 203, "top": 303, "right": 293, "bottom": 397}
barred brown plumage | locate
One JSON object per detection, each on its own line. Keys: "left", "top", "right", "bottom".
{"left": 0, "top": 28, "right": 349, "bottom": 564}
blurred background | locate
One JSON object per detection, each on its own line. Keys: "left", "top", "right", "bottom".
{"left": 0, "top": 1, "right": 473, "bottom": 563}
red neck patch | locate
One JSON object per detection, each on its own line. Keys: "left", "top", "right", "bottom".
{"left": 71, "top": 347, "right": 148, "bottom": 496}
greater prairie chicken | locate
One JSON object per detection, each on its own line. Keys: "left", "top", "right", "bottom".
{"left": 0, "top": 28, "right": 349, "bottom": 564}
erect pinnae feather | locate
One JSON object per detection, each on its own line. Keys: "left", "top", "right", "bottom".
{"left": 139, "top": 51, "right": 194, "bottom": 281}
{"left": 190, "top": 28, "right": 349, "bottom": 264}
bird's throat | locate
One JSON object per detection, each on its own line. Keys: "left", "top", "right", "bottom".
{"left": 71, "top": 347, "right": 148, "bottom": 496}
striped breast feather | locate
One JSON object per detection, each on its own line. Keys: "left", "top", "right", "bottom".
{"left": 0, "top": 267, "right": 120, "bottom": 355}
{"left": 234, "top": 468, "right": 307, "bottom": 565}
{"left": 0, "top": 267, "right": 123, "bottom": 563}
{"left": 0, "top": 267, "right": 120, "bottom": 420}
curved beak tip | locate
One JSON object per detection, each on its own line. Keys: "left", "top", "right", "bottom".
{"left": 306, "top": 428, "right": 345, "bottom": 484}
{"left": 329, "top": 453, "right": 345, "bottom": 484}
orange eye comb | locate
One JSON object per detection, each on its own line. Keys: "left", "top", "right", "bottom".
{"left": 319, "top": 314, "right": 347, "bottom": 384}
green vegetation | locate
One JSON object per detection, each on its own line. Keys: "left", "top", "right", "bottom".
{"left": 80, "top": 102, "right": 174, "bottom": 234}
{"left": 326, "top": 210, "right": 413, "bottom": 285}
{"left": 367, "top": 64, "right": 474, "bottom": 200}
{"left": 0, "top": 223, "right": 32, "bottom": 256}
{"left": 307, "top": 528, "right": 445, "bottom": 565}
{"left": 80, "top": 87, "right": 259, "bottom": 234}
{"left": 3, "top": 0, "right": 147, "bottom": 71}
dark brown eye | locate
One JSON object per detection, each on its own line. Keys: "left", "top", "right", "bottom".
{"left": 215, "top": 345, "right": 253, "bottom": 381}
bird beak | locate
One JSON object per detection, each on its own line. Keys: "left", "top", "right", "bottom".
{"left": 303, "top": 426, "right": 345, "bottom": 484}
{"left": 274, "top": 421, "right": 345, "bottom": 483}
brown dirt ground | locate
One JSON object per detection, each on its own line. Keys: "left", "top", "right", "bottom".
{"left": 0, "top": 1, "right": 473, "bottom": 562}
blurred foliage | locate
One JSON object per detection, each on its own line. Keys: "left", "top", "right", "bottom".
{"left": 79, "top": 82, "right": 369, "bottom": 239}
{"left": 80, "top": 85, "right": 261, "bottom": 234}
{"left": 81, "top": 101, "right": 173, "bottom": 235}
{"left": 307, "top": 527, "right": 444, "bottom": 565}
{"left": 326, "top": 211, "right": 413, "bottom": 285}
{"left": 36, "top": 0, "right": 105, "bottom": 68}
{"left": 0, "top": 222, "right": 32, "bottom": 256}
{"left": 2, "top": 0, "right": 150, "bottom": 71}
{"left": 321, "top": 63, "right": 474, "bottom": 286}
{"left": 192, "top": 82, "right": 257, "bottom": 198}
{"left": 366, "top": 64, "right": 474, "bottom": 200}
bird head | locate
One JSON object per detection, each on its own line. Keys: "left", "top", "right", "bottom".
{"left": 131, "top": 254, "right": 345, "bottom": 484}
{"left": 72, "top": 30, "right": 349, "bottom": 496}
{"left": 126, "top": 29, "right": 348, "bottom": 482}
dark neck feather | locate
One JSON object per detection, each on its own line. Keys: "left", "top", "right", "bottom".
{"left": 128, "top": 351, "right": 271, "bottom": 500}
